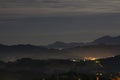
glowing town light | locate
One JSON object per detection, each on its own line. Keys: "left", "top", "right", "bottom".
{"left": 90, "top": 57, "right": 97, "bottom": 61}
{"left": 84, "top": 57, "right": 97, "bottom": 61}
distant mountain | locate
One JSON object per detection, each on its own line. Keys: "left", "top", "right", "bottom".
{"left": 1, "top": 35, "right": 120, "bottom": 61}
{"left": 0, "top": 44, "right": 58, "bottom": 53}
{"left": 93, "top": 35, "right": 120, "bottom": 45}
{"left": 47, "top": 35, "right": 120, "bottom": 49}
{"left": 1, "top": 43, "right": 120, "bottom": 61}
{"left": 47, "top": 41, "right": 84, "bottom": 49}
{"left": 0, "top": 44, "right": 60, "bottom": 61}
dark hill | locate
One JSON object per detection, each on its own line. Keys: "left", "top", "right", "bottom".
{"left": 93, "top": 35, "right": 120, "bottom": 45}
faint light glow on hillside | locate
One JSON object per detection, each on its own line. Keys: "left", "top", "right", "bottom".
{"left": 70, "top": 59, "right": 80, "bottom": 62}
{"left": 84, "top": 57, "right": 97, "bottom": 61}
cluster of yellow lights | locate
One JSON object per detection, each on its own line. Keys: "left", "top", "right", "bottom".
{"left": 84, "top": 57, "right": 97, "bottom": 61}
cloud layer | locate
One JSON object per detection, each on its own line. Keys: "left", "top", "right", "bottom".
{"left": 0, "top": 0, "right": 120, "bottom": 14}
{"left": 0, "top": 13, "right": 120, "bottom": 45}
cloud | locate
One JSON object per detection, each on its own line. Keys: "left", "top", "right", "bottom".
{"left": 0, "top": 13, "right": 120, "bottom": 45}
{"left": 0, "top": 0, "right": 120, "bottom": 14}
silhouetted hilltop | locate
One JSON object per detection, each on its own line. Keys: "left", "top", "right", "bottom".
{"left": 0, "top": 44, "right": 58, "bottom": 53}
{"left": 47, "top": 35, "right": 120, "bottom": 49}
{"left": 47, "top": 41, "right": 84, "bottom": 49}
{"left": 99, "top": 55, "right": 120, "bottom": 73}
{"left": 93, "top": 35, "right": 120, "bottom": 45}
{"left": 0, "top": 44, "right": 60, "bottom": 61}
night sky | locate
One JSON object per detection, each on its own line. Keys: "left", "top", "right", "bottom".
{"left": 0, "top": 0, "right": 120, "bottom": 45}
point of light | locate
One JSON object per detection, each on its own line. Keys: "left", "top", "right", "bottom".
{"left": 70, "top": 59, "right": 80, "bottom": 62}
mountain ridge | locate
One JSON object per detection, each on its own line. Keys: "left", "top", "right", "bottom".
{"left": 0, "top": 35, "right": 120, "bottom": 61}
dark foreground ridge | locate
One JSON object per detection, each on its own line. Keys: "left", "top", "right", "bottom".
{"left": 0, "top": 55, "right": 120, "bottom": 80}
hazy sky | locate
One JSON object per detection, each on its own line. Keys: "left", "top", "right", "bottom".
{"left": 0, "top": 0, "right": 120, "bottom": 45}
